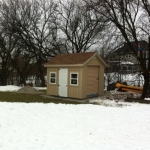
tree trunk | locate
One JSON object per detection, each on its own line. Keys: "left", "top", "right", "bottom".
{"left": 140, "top": 70, "right": 149, "bottom": 99}
{"left": 19, "top": 75, "right": 26, "bottom": 86}
{"left": 40, "top": 74, "right": 46, "bottom": 87}
{"left": 141, "top": 36, "right": 150, "bottom": 99}
{"left": 37, "top": 62, "right": 46, "bottom": 87}
{"left": 0, "top": 70, "right": 8, "bottom": 85}
{"left": 0, "top": 75, "right": 7, "bottom": 85}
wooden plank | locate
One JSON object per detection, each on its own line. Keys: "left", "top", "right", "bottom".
{"left": 125, "top": 98, "right": 150, "bottom": 104}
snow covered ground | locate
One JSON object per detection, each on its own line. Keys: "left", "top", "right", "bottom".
{"left": 0, "top": 85, "right": 150, "bottom": 150}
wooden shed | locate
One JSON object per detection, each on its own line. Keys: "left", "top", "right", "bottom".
{"left": 44, "top": 52, "right": 107, "bottom": 99}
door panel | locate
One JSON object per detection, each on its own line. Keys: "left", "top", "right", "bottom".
{"left": 87, "top": 66, "right": 99, "bottom": 96}
{"left": 59, "top": 69, "right": 68, "bottom": 97}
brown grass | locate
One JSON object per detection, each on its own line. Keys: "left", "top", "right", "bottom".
{"left": 0, "top": 92, "right": 84, "bottom": 104}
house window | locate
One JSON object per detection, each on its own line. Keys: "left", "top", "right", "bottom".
{"left": 125, "top": 54, "right": 131, "bottom": 58}
{"left": 70, "top": 73, "right": 78, "bottom": 85}
{"left": 128, "top": 66, "right": 132, "bottom": 71}
{"left": 122, "top": 66, "right": 127, "bottom": 71}
{"left": 110, "top": 54, "right": 116, "bottom": 59}
{"left": 50, "top": 72, "right": 56, "bottom": 84}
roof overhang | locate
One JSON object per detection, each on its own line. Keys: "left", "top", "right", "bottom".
{"left": 44, "top": 52, "right": 107, "bottom": 68}
{"left": 44, "top": 64, "right": 84, "bottom": 67}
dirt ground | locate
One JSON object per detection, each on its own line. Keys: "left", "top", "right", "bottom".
{"left": 16, "top": 86, "right": 44, "bottom": 94}
{"left": 16, "top": 86, "right": 142, "bottom": 104}
{"left": 97, "top": 89, "right": 141, "bottom": 100}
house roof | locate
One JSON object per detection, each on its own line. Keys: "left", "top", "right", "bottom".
{"left": 44, "top": 52, "right": 107, "bottom": 67}
{"left": 111, "top": 40, "right": 148, "bottom": 55}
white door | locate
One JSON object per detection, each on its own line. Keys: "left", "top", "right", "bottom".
{"left": 58, "top": 68, "right": 68, "bottom": 97}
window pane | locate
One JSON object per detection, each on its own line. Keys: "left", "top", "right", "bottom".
{"left": 128, "top": 67, "right": 132, "bottom": 70}
{"left": 50, "top": 78, "right": 55, "bottom": 83}
{"left": 51, "top": 73, "right": 55, "bottom": 77}
{"left": 122, "top": 66, "right": 127, "bottom": 70}
{"left": 71, "top": 74, "right": 77, "bottom": 78}
{"left": 71, "top": 79, "right": 77, "bottom": 85}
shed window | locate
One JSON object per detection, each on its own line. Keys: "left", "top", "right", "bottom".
{"left": 50, "top": 72, "right": 56, "bottom": 84}
{"left": 70, "top": 73, "right": 78, "bottom": 85}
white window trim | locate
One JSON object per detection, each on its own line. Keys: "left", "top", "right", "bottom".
{"left": 70, "top": 72, "right": 78, "bottom": 86}
{"left": 125, "top": 54, "right": 131, "bottom": 58}
{"left": 50, "top": 72, "right": 56, "bottom": 84}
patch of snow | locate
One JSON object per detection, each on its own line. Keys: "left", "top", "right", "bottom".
{"left": 89, "top": 98, "right": 129, "bottom": 107}
{"left": 0, "top": 85, "right": 22, "bottom": 91}
{"left": 0, "top": 86, "right": 149, "bottom": 149}
{"left": 0, "top": 85, "right": 47, "bottom": 92}
{"left": 34, "top": 87, "right": 47, "bottom": 90}
{"left": 0, "top": 102, "right": 150, "bottom": 149}
{"left": 120, "top": 61, "right": 134, "bottom": 64}
{"left": 144, "top": 98, "right": 150, "bottom": 101}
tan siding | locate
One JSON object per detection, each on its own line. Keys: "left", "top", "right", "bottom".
{"left": 86, "top": 56, "right": 101, "bottom": 66}
{"left": 82, "top": 66, "right": 87, "bottom": 98}
{"left": 47, "top": 68, "right": 58, "bottom": 96}
{"left": 68, "top": 67, "right": 84, "bottom": 99}
{"left": 99, "top": 66, "right": 104, "bottom": 95}
{"left": 86, "top": 56, "right": 105, "bottom": 96}
{"left": 86, "top": 66, "right": 99, "bottom": 95}
{"left": 47, "top": 85, "right": 58, "bottom": 96}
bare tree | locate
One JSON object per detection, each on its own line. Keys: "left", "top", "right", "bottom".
{"left": 57, "top": 0, "right": 108, "bottom": 53}
{"left": 85, "top": 0, "right": 148, "bottom": 68}
{"left": 84, "top": 0, "right": 150, "bottom": 98}
{"left": 16, "top": 0, "right": 60, "bottom": 86}
{"left": 0, "top": 0, "right": 60, "bottom": 86}
{"left": 0, "top": 34, "right": 15, "bottom": 85}
{"left": 141, "top": 0, "right": 150, "bottom": 16}
{"left": 138, "top": 0, "right": 150, "bottom": 37}
{"left": 0, "top": 0, "right": 23, "bottom": 85}
{"left": 11, "top": 50, "right": 35, "bottom": 86}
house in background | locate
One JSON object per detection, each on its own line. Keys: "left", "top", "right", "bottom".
{"left": 107, "top": 40, "right": 149, "bottom": 73}
{"left": 44, "top": 52, "right": 107, "bottom": 99}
